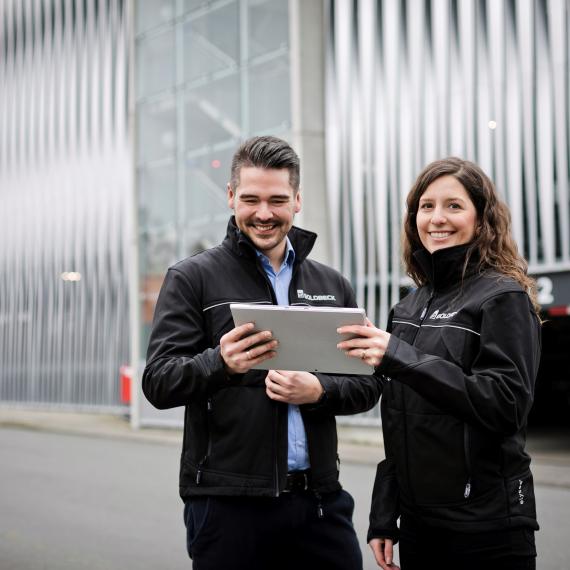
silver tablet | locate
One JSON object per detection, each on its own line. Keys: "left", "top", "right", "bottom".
{"left": 230, "top": 303, "right": 374, "bottom": 375}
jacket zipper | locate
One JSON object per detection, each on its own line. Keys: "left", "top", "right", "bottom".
{"left": 401, "top": 289, "right": 435, "bottom": 502}
{"left": 196, "top": 397, "right": 213, "bottom": 485}
{"left": 463, "top": 423, "right": 472, "bottom": 498}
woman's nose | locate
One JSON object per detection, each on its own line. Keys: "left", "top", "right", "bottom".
{"left": 430, "top": 208, "right": 446, "bottom": 224}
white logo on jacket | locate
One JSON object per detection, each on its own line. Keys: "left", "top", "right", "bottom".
{"left": 297, "top": 289, "right": 336, "bottom": 302}
{"left": 429, "top": 309, "right": 458, "bottom": 320}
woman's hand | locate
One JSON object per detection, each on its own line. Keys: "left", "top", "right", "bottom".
{"left": 369, "top": 538, "right": 399, "bottom": 569}
{"left": 337, "top": 319, "right": 391, "bottom": 368}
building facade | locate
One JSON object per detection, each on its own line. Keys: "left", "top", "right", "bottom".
{"left": 1, "top": 0, "right": 569, "bottom": 425}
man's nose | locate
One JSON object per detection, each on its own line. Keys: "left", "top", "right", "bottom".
{"left": 255, "top": 202, "right": 273, "bottom": 220}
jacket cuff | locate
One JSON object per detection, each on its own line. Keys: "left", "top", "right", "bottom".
{"left": 376, "top": 334, "right": 402, "bottom": 375}
{"left": 300, "top": 376, "right": 334, "bottom": 413}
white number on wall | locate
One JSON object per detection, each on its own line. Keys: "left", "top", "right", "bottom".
{"left": 536, "top": 277, "right": 554, "bottom": 305}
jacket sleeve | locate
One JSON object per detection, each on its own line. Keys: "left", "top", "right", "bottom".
{"left": 367, "top": 458, "right": 400, "bottom": 544}
{"left": 142, "top": 267, "right": 229, "bottom": 409}
{"left": 303, "top": 276, "right": 384, "bottom": 416}
{"left": 378, "top": 291, "right": 541, "bottom": 435}
{"left": 309, "top": 372, "right": 384, "bottom": 415}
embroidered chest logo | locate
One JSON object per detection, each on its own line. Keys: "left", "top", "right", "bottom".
{"left": 429, "top": 309, "right": 458, "bottom": 320}
{"left": 297, "top": 289, "right": 336, "bottom": 302}
{"left": 518, "top": 479, "right": 525, "bottom": 505}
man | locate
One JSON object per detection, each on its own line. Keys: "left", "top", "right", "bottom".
{"left": 142, "top": 136, "right": 381, "bottom": 570}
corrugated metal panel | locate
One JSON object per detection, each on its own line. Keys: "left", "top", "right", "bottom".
{"left": 326, "top": 0, "right": 570, "bottom": 425}
{"left": 0, "top": 0, "right": 131, "bottom": 410}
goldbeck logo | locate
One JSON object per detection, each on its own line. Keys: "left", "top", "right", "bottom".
{"left": 297, "top": 289, "right": 336, "bottom": 302}
{"left": 429, "top": 309, "right": 458, "bottom": 320}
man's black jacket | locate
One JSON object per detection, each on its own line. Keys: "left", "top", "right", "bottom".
{"left": 143, "top": 218, "right": 381, "bottom": 498}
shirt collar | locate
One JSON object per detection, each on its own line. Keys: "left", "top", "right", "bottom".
{"left": 255, "top": 237, "right": 296, "bottom": 272}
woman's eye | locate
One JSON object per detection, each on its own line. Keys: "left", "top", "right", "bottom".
{"left": 420, "top": 203, "right": 432, "bottom": 209}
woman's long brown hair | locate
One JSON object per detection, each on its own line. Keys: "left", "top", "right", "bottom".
{"left": 402, "top": 157, "right": 541, "bottom": 316}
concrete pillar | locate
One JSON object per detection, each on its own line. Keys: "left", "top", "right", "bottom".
{"left": 289, "top": 0, "right": 330, "bottom": 265}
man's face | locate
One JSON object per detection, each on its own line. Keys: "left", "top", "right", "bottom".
{"left": 228, "top": 167, "right": 301, "bottom": 261}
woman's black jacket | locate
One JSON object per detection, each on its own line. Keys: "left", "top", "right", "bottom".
{"left": 143, "top": 217, "right": 382, "bottom": 499}
{"left": 368, "top": 244, "right": 541, "bottom": 541}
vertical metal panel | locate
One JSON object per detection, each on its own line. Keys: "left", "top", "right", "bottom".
{"left": 517, "top": 0, "right": 539, "bottom": 265}
{"left": 0, "top": 0, "right": 131, "bottom": 411}
{"left": 548, "top": 0, "right": 570, "bottom": 261}
{"left": 325, "top": 0, "right": 570, "bottom": 342}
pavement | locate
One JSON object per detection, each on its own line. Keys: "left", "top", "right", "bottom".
{"left": 1, "top": 406, "right": 570, "bottom": 488}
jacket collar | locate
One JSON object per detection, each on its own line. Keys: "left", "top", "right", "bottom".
{"left": 413, "top": 243, "right": 480, "bottom": 291}
{"left": 223, "top": 216, "right": 317, "bottom": 265}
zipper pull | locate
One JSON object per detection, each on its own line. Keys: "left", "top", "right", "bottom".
{"left": 207, "top": 398, "right": 212, "bottom": 412}
{"left": 464, "top": 479, "right": 471, "bottom": 499}
{"left": 196, "top": 469, "right": 202, "bottom": 485}
{"left": 420, "top": 307, "right": 427, "bottom": 319}
{"left": 314, "top": 492, "right": 324, "bottom": 518}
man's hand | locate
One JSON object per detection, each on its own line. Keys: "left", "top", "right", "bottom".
{"left": 369, "top": 538, "right": 399, "bottom": 570}
{"left": 265, "top": 370, "right": 324, "bottom": 405}
{"left": 220, "top": 323, "right": 277, "bottom": 375}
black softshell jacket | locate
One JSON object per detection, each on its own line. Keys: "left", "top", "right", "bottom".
{"left": 368, "top": 244, "right": 541, "bottom": 541}
{"left": 143, "top": 218, "right": 382, "bottom": 499}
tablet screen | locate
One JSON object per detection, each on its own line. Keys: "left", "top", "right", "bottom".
{"left": 230, "top": 304, "right": 374, "bottom": 375}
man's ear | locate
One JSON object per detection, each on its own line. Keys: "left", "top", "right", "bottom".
{"left": 227, "top": 183, "right": 235, "bottom": 210}
{"left": 294, "top": 189, "right": 302, "bottom": 214}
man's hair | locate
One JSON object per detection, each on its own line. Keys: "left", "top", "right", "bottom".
{"left": 229, "top": 136, "right": 300, "bottom": 193}
{"left": 402, "top": 157, "right": 540, "bottom": 315}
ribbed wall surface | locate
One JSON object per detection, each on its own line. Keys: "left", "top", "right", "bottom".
{"left": 326, "top": 0, "right": 570, "bottom": 330}
{"left": 0, "top": 0, "right": 131, "bottom": 410}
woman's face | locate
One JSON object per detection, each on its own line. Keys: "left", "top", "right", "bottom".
{"left": 416, "top": 175, "right": 478, "bottom": 253}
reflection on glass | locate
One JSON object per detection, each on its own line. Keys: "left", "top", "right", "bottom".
{"left": 248, "top": 0, "right": 289, "bottom": 59}
{"left": 139, "top": 162, "right": 177, "bottom": 230}
{"left": 137, "top": 29, "right": 175, "bottom": 98}
{"left": 183, "top": 0, "right": 209, "bottom": 14}
{"left": 137, "top": 97, "right": 176, "bottom": 163}
{"left": 249, "top": 56, "right": 290, "bottom": 133}
{"left": 140, "top": 228, "right": 178, "bottom": 280}
{"left": 136, "top": 0, "right": 175, "bottom": 34}
{"left": 183, "top": 3, "right": 239, "bottom": 82}
{"left": 185, "top": 73, "right": 241, "bottom": 150}
{"left": 185, "top": 148, "right": 232, "bottom": 223}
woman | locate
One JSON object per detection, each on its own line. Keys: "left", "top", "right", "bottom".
{"left": 338, "top": 157, "right": 541, "bottom": 570}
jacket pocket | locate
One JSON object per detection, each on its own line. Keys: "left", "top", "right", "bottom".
{"left": 405, "top": 412, "right": 469, "bottom": 505}
{"left": 506, "top": 470, "right": 537, "bottom": 520}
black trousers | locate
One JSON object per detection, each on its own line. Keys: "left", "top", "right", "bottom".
{"left": 399, "top": 515, "right": 537, "bottom": 570}
{"left": 183, "top": 489, "right": 362, "bottom": 570}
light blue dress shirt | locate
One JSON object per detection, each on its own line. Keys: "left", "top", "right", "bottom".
{"left": 255, "top": 238, "right": 310, "bottom": 471}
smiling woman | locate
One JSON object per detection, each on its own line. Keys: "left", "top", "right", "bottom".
{"left": 415, "top": 175, "right": 478, "bottom": 254}
{"left": 337, "top": 157, "right": 542, "bottom": 570}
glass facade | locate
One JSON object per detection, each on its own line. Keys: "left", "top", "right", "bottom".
{"left": 0, "top": 0, "right": 131, "bottom": 410}
{"left": 134, "top": 0, "right": 292, "bottom": 361}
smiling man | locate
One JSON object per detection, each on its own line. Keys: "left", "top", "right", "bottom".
{"left": 142, "top": 136, "right": 381, "bottom": 570}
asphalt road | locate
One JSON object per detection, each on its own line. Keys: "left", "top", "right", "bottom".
{"left": 1, "top": 427, "right": 569, "bottom": 570}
